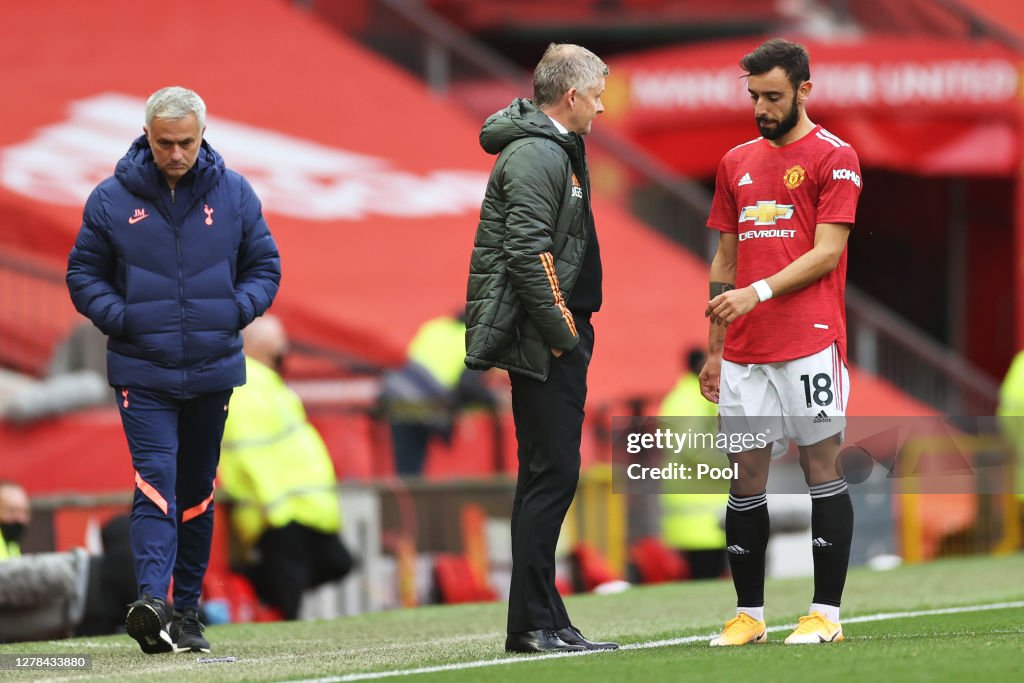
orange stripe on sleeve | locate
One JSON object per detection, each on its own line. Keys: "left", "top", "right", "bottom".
{"left": 539, "top": 252, "right": 559, "bottom": 298}
{"left": 135, "top": 471, "right": 169, "bottom": 515}
{"left": 539, "top": 252, "right": 577, "bottom": 337}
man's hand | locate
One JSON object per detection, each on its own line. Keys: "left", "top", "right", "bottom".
{"left": 706, "top": 286, "right": 759, "bottom": 326}
{"left": 699, "top": 356, "right": 722, "bottom": 403}
{"left": 551, "top": 348, "right": 564, "bottom": 358}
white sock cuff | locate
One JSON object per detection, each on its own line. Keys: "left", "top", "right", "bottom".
{"left": 809, "top": 478, "right": 848, "bottom": 499}
{"left": 810, "top": 602, "right": 841, "bottom": 622}
{"left": 728, "top": 492, "right": 768, "bottom": 511}
{"left": 737, "top": 606, "right": 764, "bottom": 622}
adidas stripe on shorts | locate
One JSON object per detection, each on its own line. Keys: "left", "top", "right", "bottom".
{"left": 718, "top": 342, "right": 850, "bottom": 458}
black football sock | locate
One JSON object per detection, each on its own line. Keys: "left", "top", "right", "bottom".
{"left": 809, "top": 478, "right": 854, "bottom": 607}
{"left": 725, "top": 492, "right": 769, "bottom": 609}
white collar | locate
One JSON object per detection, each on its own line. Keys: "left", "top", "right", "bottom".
{"left": 546, "top": 114, "right": 569, "bottom": 134}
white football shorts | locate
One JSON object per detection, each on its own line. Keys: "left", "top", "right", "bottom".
{"left": 718, "top": 342, "right": 850, "bottom": 458}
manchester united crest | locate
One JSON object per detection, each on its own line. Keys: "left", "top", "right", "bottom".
{"left": 783, "top": 164, "right": 806, "bottom": 190}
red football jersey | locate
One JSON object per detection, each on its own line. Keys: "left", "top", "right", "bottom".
{"left": 707, "top": 125, "right": 862, "bottom": 364}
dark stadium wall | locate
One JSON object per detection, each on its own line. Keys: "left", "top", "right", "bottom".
{"left": 849, "top": 172, "right": 1015, "bottom": 380}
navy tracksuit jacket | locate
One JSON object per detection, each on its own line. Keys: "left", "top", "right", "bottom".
{"left": 67, "top": 136, "right": 280, "bottom": 607}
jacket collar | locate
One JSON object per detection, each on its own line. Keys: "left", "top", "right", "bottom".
{"left": 114, "top": 135, "right": 225, "bottom": 202}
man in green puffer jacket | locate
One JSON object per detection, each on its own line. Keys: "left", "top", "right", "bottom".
{"left": 465, "top": 43, "right": 618, "bottom": 654}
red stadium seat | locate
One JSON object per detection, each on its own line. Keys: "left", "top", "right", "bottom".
{"left": 629, "top": 537, "right": 690, "bottom": 584}
{"left": 433, "top": 554, "right": 496, "bottom": 603}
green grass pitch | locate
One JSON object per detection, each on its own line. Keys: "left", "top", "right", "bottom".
{"left": 1, "top": 554, "right": 1021, "bottom": 682}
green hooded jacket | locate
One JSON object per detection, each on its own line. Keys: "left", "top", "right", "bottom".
{"left": 465, "top": 98, "right": 594, "bottom": 381}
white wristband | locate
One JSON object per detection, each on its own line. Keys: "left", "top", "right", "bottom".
{"left": 751, "top": 279, "right": 773, "bottom": 302}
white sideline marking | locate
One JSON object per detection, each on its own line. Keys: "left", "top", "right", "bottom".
{"left": 295, "top": 601, "right": 1024, "bottom": 682}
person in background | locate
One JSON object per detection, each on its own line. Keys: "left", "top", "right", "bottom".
{"left": 218, "top": 315, "right": 354, "bottom": 620}
{"left": 66, "top": 86, "right": 280, "bottom": 654}
{"left": 996, "top": 349, "right": 1024, "bottom": 543}
{"left": 658, "top": 349, "right": 728, "bottom": 580}
{"left": 76, "top": 514, "right": 139, "bottom": 636}
{"left": 380, "top": 312, "right": 495, "bottom": 476}
{"left": 0, "top": 481, "right": 30, "bottom": 560}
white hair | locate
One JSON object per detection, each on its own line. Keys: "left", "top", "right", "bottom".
{"left": 533, "top": 44, "right": 608, "bottom": 107}
{"left": 145, "top": 86, "right": 206, "bottom": 130}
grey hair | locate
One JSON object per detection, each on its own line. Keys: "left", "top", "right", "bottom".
{"left": 145, "top": 86, "right": 206, "bottom": 130}
{"left": 533, "top": 43, "right": 608, "bottom": 107}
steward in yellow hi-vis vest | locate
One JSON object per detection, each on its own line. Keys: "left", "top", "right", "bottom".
{"left": 0, "top": 532, "right": 20, "bottom": 561}
{"left": 658, "top": 373, "right": 728, "bottom": 553}
{"left": 661, "top": 494, "right": 727, "bottom": 551}
{"left": 0, "top": 481, "right": 29, "bottom": 561}
{"left": 997, "top": 350, "right": 1024, "bottom": 503}
{"left": 380, "top": 313, "right": 495, "bottom": 476}
{"left": 657, "top": 350, "right": 728, "bottom": 579}
{"left": 408, "top": 315, "right": 468, "bottom": 395}
{"left": 219, "top": 357, "right": 341, "bottom": 547}
{"left": 219, "top": 317, "right": 353, "bottom": 619}
{"left": 658, "top": 372, "right": 717, "bottom": 422}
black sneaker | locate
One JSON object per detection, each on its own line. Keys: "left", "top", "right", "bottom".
{"left": 170, "top": 606, "right": 210, "bottom": 653}
{"left": 125, "top": 596, "right": 174, "bottom": 654}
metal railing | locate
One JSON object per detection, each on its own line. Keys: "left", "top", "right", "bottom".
{"left": 313, "top": 0, "right": 1001, "bottom": 414}
{"left": 847, "top": 286, "right": 1000, "bottom": 414}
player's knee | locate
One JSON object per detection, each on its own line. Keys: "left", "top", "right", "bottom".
{"left": 729, "top": 462, "right": 769, "bottom": 494}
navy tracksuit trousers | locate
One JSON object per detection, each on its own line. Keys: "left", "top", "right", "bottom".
{"left": 115, "top": 387, "right": 231, "bottom": 609}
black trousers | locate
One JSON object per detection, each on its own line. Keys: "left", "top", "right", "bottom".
{"left": 507, "top": 314, "right": 593, "bottom": 634}
{"left": 250, "top": 522, "right": 354, "bottom": 620}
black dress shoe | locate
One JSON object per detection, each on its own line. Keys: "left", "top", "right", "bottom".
{"left": 505, "top": 629, "right": 587, "bottom": 653}
{"left": 556, "top": 626, "right": 620, "bottom": 650}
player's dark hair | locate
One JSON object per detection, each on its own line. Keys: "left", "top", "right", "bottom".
{"left": 740, "top": 38, "right": 810, "bottom": 90}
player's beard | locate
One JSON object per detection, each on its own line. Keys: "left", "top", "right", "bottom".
{"left": 757, "top": 93, "right": 800, "bottom": 141}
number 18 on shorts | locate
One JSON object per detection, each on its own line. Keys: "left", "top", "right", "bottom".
{"left": 718, "top": 343, "right": 850, "bottom": 457}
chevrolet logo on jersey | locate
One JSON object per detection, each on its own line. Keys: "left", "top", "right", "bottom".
{"left": 739, "top": 201, "right": 795, "bottom": 226}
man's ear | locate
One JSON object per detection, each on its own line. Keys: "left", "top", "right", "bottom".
{"left": 798, "top": 80, "right": 813, "bottom": 104}
{"left": 142, "top": 126, "right": 149, "bottom": 140}
{"left": 567, "top": 87, "right": 578, "bottom": 110}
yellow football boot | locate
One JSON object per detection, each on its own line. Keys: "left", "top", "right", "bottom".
{"left": 784, "top": 612, "right": 844, "bottom": 644}
{"left": 709, "top": 612, "right": 768, "bottom": 646}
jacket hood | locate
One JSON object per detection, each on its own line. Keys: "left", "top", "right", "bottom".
{"left": 115, "top": 135, "right": 225, "bottom": 199}
{"left": 479, "top": 98, "right": 578, "bottom": 155}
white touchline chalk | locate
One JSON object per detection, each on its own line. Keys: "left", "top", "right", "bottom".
{"left": 289, "top": 600, "right": 1024, "bottom": 683}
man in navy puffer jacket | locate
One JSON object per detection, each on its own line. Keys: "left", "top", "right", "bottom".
{"left": 66, "top": 86, "right": 280, "bottom": 654}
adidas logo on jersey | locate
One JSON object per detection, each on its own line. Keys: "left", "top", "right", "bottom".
{"left": 812, "top": 537, "right": 833, "bottom": 548}
{"left": 737, "top": 172, "right": 753, "bottom": 186}
{"left": 813, "top": 410, "right": 831, "bottom": 423}
{"left": 726, "top": 545, "right": 750, "bottom": 555}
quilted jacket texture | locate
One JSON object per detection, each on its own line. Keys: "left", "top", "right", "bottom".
{"left": 465, "top": 98, "right": 595, "bottom": 381}
{"left": 67, "top": 136, "right": 280, "bottom": 397}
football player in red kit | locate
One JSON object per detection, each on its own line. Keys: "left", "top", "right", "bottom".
{"left": 700, "top": 38, "right": 862, "bottom": 646}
